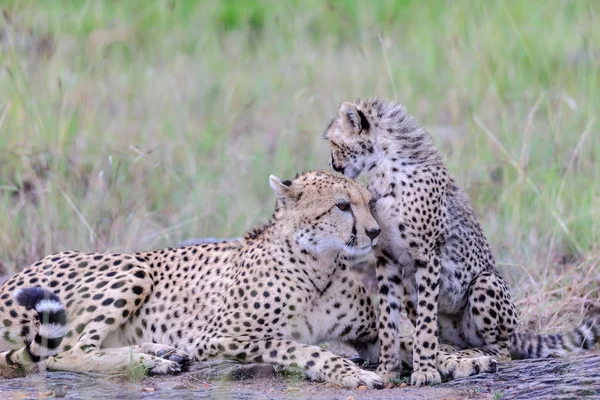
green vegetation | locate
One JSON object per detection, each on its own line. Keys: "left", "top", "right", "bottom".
{"left": 126, "top": 348, "right": 149, "bottom": 382}
{"left": 1, "top": 0, "right": 598, "bottom": 329}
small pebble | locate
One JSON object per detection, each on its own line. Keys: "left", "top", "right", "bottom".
{"left": 400, "top": 382, "right": 407, "bottom": 388}
{"left": 171, "top": 384, "right": 190, "bottom": 390}
{"left": 53, "top": 386, "right": 68, "bottom": 398}
{"left": 268, "top": 388, "right": 276, "bottom": 392}
{"left": 141, "top": 387, "right": 155, "bottom": 392}
{"left": 358, "top": 385, "right": 368, "bottom": 390}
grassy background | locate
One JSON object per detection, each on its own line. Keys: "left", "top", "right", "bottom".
{"left": 1, "top": 0, "right": 599, "bottom": 329}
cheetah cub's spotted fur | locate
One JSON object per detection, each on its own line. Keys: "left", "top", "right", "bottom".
{"left": 0, "top": 171, "right": 385, "bottom": 389}
{"left": 324, "top": 98, "right": 600, "bottom": 386}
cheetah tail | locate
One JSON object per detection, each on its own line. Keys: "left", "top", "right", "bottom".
{"left": 13, "top": 287, "right": 68, "bottom": 361}
{"left": 509, "top": 316, "right": 600, "bottom": 359}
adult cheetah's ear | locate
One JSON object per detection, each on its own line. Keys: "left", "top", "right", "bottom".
{"left": 269, "top": 175, "right": 297, "bottom": 207}
{"left": 339, "top": 102, "right": 362, "bottom": 134}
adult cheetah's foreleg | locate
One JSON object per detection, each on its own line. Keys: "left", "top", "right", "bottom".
{"left": 308, "top": 269, "right": 380, "bottom": 364}
{"left": 212, "top": 338, "right": 384, "bottom": 389}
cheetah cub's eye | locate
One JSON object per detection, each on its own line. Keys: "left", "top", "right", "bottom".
{"left": 336, "top": 201, "right": 351, "bottom": 212}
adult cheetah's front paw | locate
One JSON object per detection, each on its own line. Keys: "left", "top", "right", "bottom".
{"left": 451, "top": 356, "right": 497, "bottom": 379}
{"left": 338, "top": 369, "right": 384, "bottom": 389}
{"left": 146, "top": 358, "right": 184, "bottom": 375}
{"left": 411, "top": 368, "right": 441, "bottom": 387}
{"left": 156, "top": 348, "right": 192, "bottom": 369}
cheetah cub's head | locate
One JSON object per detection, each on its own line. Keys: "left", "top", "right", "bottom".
{"left": 269, "top": 170, "right": 380, "bottom": 259}
{"left": 324, "top": 101, "right": 376, "bottom": 179}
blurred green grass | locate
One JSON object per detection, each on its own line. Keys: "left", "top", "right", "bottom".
{"left": 0, "top": 0, "right": 599, "bottom": 316}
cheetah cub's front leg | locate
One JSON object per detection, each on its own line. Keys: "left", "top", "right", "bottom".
{"left": 409, "top": 254, "right": 443, "bottom": 386}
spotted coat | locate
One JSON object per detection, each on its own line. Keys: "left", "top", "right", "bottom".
{"left": 0, "top": 171, "right": 385, "bottom": 389}
{"left": 324, "top": 98, "right": 600, "bottom": 386}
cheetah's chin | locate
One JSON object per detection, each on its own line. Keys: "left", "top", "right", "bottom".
{"left": 343, "top": 245, "right": 373, "bottom": 260}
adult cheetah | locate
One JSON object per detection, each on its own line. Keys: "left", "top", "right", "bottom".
{"left": 323, "top": 97, "right": 599, "bottom": 386}
{"left": 0, "top": 170, "right": 385, "bottom": 389}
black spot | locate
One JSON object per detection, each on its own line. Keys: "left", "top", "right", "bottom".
{"left": 102, "top": 298, "right": 114, "bottom": 306}
{"left": 132, "top": 286, "right": 143, "bottom": 295}
{"left": 114, "top": 299, "right": 126, "bottom": 308}
{"left": 134, "top": 271, "right": 146, "bottom": 279}
{"left": 96, "top": 281, "right": 108, "bottom": 289}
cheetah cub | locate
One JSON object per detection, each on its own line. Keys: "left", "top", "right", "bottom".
{"left": 324, "top": 98, "right": 599, "bottom": 386}
{"left": 0, "top": 170, "right": 385, "bottom": 389}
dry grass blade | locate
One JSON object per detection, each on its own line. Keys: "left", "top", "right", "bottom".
{"left": 556, "top": 118, "right": 596, "bottom": 209}
{"left": 378, "top": 33, "right": 398, "bottom": 101}
{"left": 518, "top": 93, "right": 544, "bottom": 175}
{"left": 474, "top": 116, "right": 585, "bottom": 256}
{"left": 55, "top": 182, "right": 105, "bottom": 248}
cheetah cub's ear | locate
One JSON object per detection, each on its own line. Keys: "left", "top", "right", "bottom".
{"left": 339, "top": 101, "right": 362, "bottom": 135}
{"left": 269, "top": 175, "right": 296, "bottom": 207}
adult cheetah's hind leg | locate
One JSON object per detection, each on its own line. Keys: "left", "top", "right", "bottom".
{"left": 47, "top": 264, "right": 188, "bottom": 375}
{"left": 47, "top": 345, "right": 187, "bottom": 375}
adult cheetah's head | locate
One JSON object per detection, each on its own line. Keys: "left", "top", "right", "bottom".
{"left": 269, "top": 170, "right": 380, "bottom": 259}
{"left": 323, "top": 101, "right": 376, "bottom": 179}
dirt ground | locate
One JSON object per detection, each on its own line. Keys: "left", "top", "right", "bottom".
{"left": 0, "top": 362, "right": 472, "bottom": 400}
{"left": 1, "top": 352, "right": 599, "bottom": 400}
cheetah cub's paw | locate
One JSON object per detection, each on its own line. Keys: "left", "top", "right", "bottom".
{"left": 375, "top": 364, "right": 400, "bottom": 384}
{"left": 451, "top": 356, "right": 497, "bottom": 379}
{"left": 338, "top": 368, "right": 384, "bottom": 389}
{"left": 411, "top": 368, "right": 442, "bottom": 387}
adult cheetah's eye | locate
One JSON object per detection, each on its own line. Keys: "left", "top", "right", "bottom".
{"left": 336, "top": 202, "right": 351, "bottom": 212}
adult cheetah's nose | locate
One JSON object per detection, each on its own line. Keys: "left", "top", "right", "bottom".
{"left": 365, "top": 227, "right": 381, "bottom": 240}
